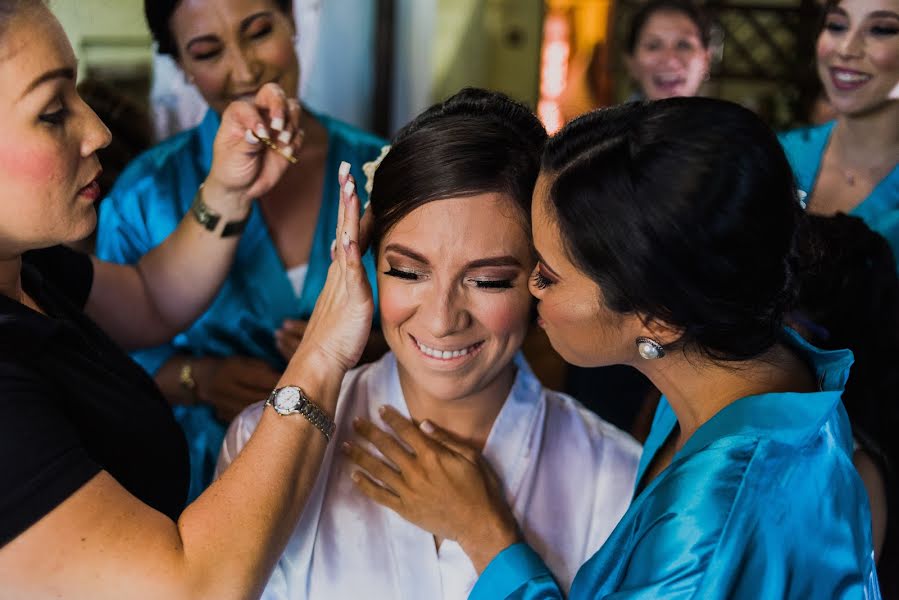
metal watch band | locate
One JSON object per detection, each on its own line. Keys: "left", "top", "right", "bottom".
{"left": 189, "top": 186, "right": 250, "bottom": 238}
{"left": 266, "top": 387, "right": 336, "bottom": 442}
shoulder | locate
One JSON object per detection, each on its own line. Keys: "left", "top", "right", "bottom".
{"left": 777, "top": 122, "right": 833, "bottom": 159}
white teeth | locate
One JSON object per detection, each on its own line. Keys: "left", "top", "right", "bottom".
{"left": 415, "top": 339, "right": 476, "bottom": 359}
{"left": 834, "top": 71, "right": 870, "bottom": 83}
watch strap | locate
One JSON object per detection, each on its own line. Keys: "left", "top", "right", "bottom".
{"left": 189, "top": 185, "right": 250, "bottom": 238}
{"left": 266, "top": 387, "right": 336, "bottom": 442}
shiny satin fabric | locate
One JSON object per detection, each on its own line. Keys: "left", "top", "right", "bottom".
{"left": 472, "top": 331, "right": 881, "bottom": 599}
{"left": 96, "top": 109, "right": 386, "bottom": 500}
{"left": 779, "top": 121, "right": 899, "bottom": 265}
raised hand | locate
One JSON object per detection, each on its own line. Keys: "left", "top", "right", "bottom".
{"left": 343, "top": 405, "right": 522, "bottom": 573}
{"left": 289, "top": 165, "right": 375, "bottom": 375}
{"left": 204, "top": 83, "right": 303, "bottom": 209}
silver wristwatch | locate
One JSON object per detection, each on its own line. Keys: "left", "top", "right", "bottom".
{"left": 265, "top": 386, "right": 336, "bottom": 442}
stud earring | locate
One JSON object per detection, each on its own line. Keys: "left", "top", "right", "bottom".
{"left": 636, "top": 336, "right": 665, "bottom": 360}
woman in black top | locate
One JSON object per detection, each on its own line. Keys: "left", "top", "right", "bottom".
{"left": 0, "top": 1, "right": 376, "bottom": 598}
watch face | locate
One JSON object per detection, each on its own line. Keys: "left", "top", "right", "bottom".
{"left": 273, "top": 387, "right": 302, "bottom": 414}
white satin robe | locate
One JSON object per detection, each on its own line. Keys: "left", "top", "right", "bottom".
{"left": 218, "top": 353, "right": 641, "bottom": 599}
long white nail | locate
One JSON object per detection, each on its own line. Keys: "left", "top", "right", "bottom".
{"left": 245, "top": 129, "right": 260, "bottom": 144}
{"left": 270, "top": 116, "right": 285, "bottom": 131}
{"left": 338, "top": 161, "right": 351, "bottom": 178}
{"left": 277, "top": 130, "right": 292, "bottom": 145}
{"left": 363, "top": 199, "right": 371, "bottom": 211}
{"left": 281, "top": 146, "right": 294, "bottom": 159}
{"left": 420, "top": 420, "right": 435, "bottom": 434}
{"left": 254, "top": 124, "right": 270, "bottom": 139}
{"left": 330, "top": 239, "right": 337, "bottom": 258}
{"left": 342, "top": 230, "right": 350, "bottom": 247}
{"left": 344, "top": 180, "right": 355, "bottom": 197}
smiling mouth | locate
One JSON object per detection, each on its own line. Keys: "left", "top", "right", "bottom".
{"left": 829, "top": 68, "right": 872, "bottom": 91}
{"left": 411, "top": 335, "right": 484, "bottom": 361}
{"left": 652, "top": 74, "right": 685, "bottom": 88}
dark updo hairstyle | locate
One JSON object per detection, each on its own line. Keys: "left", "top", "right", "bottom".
{"left": 543, "top": 97, "right": 802, "bottom": 362}
{"left": 368, "top": 87, "right": 547, "bottom": 252}
{"left": 625, "top": 0, "right": 711, "bottom": 54}
{"left": 144, "top": 0, "right": 293, "bottom": 57}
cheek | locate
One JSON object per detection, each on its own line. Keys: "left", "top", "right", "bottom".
{"left": 377, "top": 279, "right": 418, "bottom": 333}
{"left": 0, "top": 140, "right": 66, "bottom": 189}
{"left": 816, "top": 35, "right": 835, "bottom": 62}
{"left": 869, "top": 43, "right": 899, "bottom": 74}
{"left": 192, "top": 69, "right": 226, "bottom": 99}
{"left": 475, "top": 291, "right": 531, "bottom": 340}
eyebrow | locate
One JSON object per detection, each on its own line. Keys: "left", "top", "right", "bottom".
{"left": 185, "top": 11, "right": 272, "bottom": 52}
{"left": 21, "top": 67, "right": 75, "bottom": 99}
{"left": 384, "top": 243, "right": 523, "bottom": 269}
{"left": 869, "top": 10, "right": 899, "bottom": 19}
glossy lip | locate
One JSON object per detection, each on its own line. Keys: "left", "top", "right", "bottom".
{"left": 829, "top": 67, "right": 872, "bottom": 92}
{"left": 77, "top": 171, "right": 102, "bottom": 201}
{"left": 409, "top": 333, "right": 485, "bottom": 368}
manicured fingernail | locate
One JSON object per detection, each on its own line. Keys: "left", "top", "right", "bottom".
{"left": 245, "top": 129, "right": 260, "bottom": 144}
{"left": 339, "top": 161, "right": 351, "bottom": 178}
{"left": 353, "top": 417, "right": 363, "bottom": 427}
{"left": 343, "top": 180, "right": 355, "bottom": 197}
{"left": 342, "top": 230, "right": 350, "bottom": 247}
{"left": 351, "top": 471, "right": 361, "bottom": 482}
{"left": 420, "top": 420, "right": 435, "bottom": 434}
{"left": 378, "top": 405, "right": 387, "bottom": 416}
{"left": 254, "top": 124, "right": 270, "bottom": 139}
{"left": 270, "top": 116, "right": 285, "bottom": 131}
{"left": 277, "top": 130, "right": 292, "bottom": 145}
{"left": 363, "top": 198, "right": 371, "bottom": 211}
{"left": 341, "top": 441, "right": 352, "bottom": 453}
{"left": 281, "top": 146, "right": 294, "bottom": 159}
{"left": 330, "top": 238, "right": 337, "bottom": 258}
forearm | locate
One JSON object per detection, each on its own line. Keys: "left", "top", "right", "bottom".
{"left": 174, "top": 348, "right": 345, "bottom": 598}
{"left": 136, "top": 182, "right": 249, "bottom": 338}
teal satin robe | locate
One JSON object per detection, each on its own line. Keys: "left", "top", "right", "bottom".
{"left": 96, "top": 109, "right": 385, "bottom": 500}
{"left": 779, "top": 122, "right": 899, "bottom": 263}
{"left": 471, "top": 332, "right": 881, "bottom": 599}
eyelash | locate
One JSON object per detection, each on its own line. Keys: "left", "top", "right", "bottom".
{"left": 823, "top": 21, "right": 899, "bottom": 36}
{"left": 531, "top": 271, "right": 552, "bottom": 290}
{"left": 39, "top": 106, "right": 69, "bottom": 126}
{"left": 383, "top": 268, "right": 514, "bottom": 289}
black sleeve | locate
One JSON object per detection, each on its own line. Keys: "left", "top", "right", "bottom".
{"left": 0, "top": 363, "right": 101, "bottom": 547}
{"left": 22, "top": 245, "right": 95, "bottom": 310}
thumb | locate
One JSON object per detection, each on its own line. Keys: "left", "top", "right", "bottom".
{"left": 419, "top": 420, "right": 480, "bottom": 463}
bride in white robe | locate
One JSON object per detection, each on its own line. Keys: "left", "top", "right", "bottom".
{"left": 217, "top": 88, "right": 641, "bottom": 600}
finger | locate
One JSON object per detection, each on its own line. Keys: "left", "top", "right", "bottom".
{"left": 419, "top": 420, "right": 480, "bottom": 463}
{"left": 352, "top": 417, "right": 417, "bottom": 471}
{"left": 338, "top": 176, "right": 358, "bottom": 272}
{"left": 254, "top": 82, "right": 289, "bottom": 135}
{"left": 350, "top": 470, "right": 404, "bottom": 513}
{"left": 338, "top": 160, "right": 351, "bottom": 188}
{"left": 342, "top": 441, "right": 405, "bottom": 491}
{"left": 378, "top": 405, "right": 433, "bottom": 456}
{"left": 336, "top": 168, "right": 349, "bottom": 240}
{"left": 357, "top": 204, "right": 375, "bottom": 255}
{"left": 220, "top": 100, "right": 270, "bottom": 154}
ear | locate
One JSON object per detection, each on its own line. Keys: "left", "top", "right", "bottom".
{"left": 636, "top": 315, "right": 682, "bottom": 347}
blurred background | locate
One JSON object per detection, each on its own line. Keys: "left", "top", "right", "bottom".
{"left": 53, "top": 0, "right": 826, "bottom": 142}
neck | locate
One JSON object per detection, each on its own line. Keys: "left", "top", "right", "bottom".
{"left": 397, "top": 362, "right": 517, "bottom": 451}
{"left": 634, "top": 343, "right": 813, "bottom": 447}
{"left": 0, "top": 252, "right": 24, "bottom": 304}
{"left": 833, "top": 103, "right": 899, "bottom": 165}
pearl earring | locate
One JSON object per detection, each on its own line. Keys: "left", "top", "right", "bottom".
{"left": 636, "top": 336, "right": 665, "bottom": 360}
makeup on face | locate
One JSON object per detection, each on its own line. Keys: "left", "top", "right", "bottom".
{"left": 629, "top": 11, "right": 710, "bottom": 100}
{"left": 816, "top": 0, "right": 899, "bottom": 113}
{"left": 376, "top": 194, "right": 533, "bottom": 403}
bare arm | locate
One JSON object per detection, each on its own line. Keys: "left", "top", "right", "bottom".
{"left": 0, "top": 170, "right": 374, "bottom": 599}
{"left": 86, "top": 84, "right": 301, "bottom": 351}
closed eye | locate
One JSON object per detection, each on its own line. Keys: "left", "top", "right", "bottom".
{"left": 471, "top": 279, "right": 514, "bottom": 289}
{"left": 383, "top": 267, "right": 419, "bottom": 281}
{"left": 39, "top": 106, "right": 69, "bottom": 126}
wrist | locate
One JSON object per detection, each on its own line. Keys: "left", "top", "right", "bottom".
{"left": 458, "top": 518, "right": 522, "bottom": 574}
{"left": 200, "top": 178, "right": 252, "bottom": 216}
{"left": 279, "top": 347, "right": 348, "bottom": 413}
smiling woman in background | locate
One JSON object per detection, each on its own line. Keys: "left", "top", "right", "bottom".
{"left": 779, "top": 0, "right": 899, "bottom": 260}
{"left": 624, "top": 0, "right": 712, "bottom": 101}
{"left": 96, "top": 0, "right": 387, "bottom": 500}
